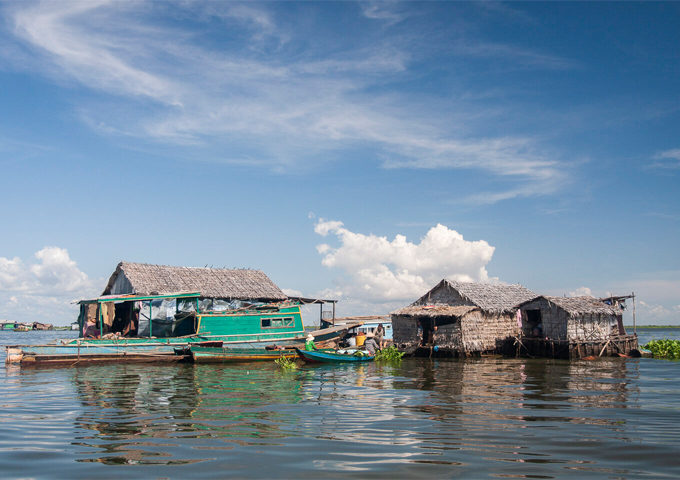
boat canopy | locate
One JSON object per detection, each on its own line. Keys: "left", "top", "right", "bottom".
{"left": 78, "top": 291, "right": 200, "bottom": 304}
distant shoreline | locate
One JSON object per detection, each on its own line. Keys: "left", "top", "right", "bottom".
{"left": 626, "top": 325, "right": 680, "bottom": 329}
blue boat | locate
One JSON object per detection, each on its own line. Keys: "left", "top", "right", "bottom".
{"left": 295, "top": 347, "right": 374, "bottom": 363}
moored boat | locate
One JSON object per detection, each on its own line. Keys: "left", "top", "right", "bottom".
{"left": 5, "top": 262, "right": 355, "bottom": 366}
{"left": 295, "top": 347, "right": 374, "bottom": 363}
{"left": 189, "top": 345, "right": 335, "bottom": 363}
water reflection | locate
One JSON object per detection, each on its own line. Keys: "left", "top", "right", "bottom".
{"left": 66, "top": 358, "right": 648, "bottom": 472}
{"left": 2, "top": 341, "right": 678, "bottom": 479}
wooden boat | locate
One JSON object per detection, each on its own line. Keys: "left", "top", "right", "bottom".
{"left": 6, "top": 294, "right": 358, "bottom": 365}
{"left": 190, "top": 346, "right": 335, "bottom": 363}
{"left": 295, "top": 347, "right": 374, "bottom": 363}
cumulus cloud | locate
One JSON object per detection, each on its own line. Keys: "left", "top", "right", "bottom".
{"left": 314, "top": 220, "right": 496, "bottom": 310}
{"left": 637, "top": 301, "right": 673, "bottom": 322}
{"left": 0, "top": 247, "right": 97, "bottom": 324}
{"left": 568, "top": 286, "right": 592, "bottom": 297}
{"left": 281, "top": 288, "right": 303, "bottom": 298}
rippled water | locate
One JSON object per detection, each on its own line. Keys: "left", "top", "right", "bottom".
{"left": 2, "top": 328, "right": 680, "bottom": 479}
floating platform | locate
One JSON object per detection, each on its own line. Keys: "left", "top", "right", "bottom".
{"left": 506, "top": 334, "right": 639, "bottom": 359}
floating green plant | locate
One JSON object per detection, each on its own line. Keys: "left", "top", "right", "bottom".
{"left": 275, "top": 355, "right": 299, "bottom": 370}
{"left": 375, "top": 346, "right": 404, "bottom": 364}
{"left": 643, "top": 339, "right": 680, "bottom": 360}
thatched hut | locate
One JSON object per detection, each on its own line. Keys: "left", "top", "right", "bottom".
{"left": 391, "top": 280, "right": 537, "bottom": 357}
{"left": 103, "top": 261, "right": 287, "bottom": 302}
{"left": 79, "top": 262, "right": 288, "bottom": 338}
{"left": 516, "top": 295, "right": 637, "bottom": 358}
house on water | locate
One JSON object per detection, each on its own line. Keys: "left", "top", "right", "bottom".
{"left": 391, "top": 280, "right": 537, "bottom": 357}
{"left": 514, "top": 295, "right": 637, "bottom": 359}
{"left": 79, "top": 261, "right": 291, "bottom": 338}
{"left": 6, "top": 262, "right": 349, "bottom": 366}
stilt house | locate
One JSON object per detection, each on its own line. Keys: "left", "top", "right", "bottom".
{"left": 516, "top": 295, "right": 637, "bottom": 358}
{"left": 391, "top": 280, "right": 537, "bottom": 356}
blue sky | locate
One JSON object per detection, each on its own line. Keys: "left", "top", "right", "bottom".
{"left": 0, "top": 1, "right": 678, "bottom": 326}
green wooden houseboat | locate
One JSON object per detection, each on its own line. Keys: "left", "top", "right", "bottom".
{"left": 6, "top": 262, "right": 351, "bottom": 365}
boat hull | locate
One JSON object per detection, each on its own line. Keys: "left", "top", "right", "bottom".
{"left": 295, "top": 347, "right": 374, "bottom": 363}
{"left": 5, "top": 322, "right": 360, "bottom": 366}
{"left": 191, "top": 346, "right": 298, "bottom": 363}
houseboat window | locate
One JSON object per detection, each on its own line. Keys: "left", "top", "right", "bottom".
{"left": 178, "top": 298, "right": 196, "bottom": 313}
{"left": 262, "top": 317, "right": 294, "bottom": 328}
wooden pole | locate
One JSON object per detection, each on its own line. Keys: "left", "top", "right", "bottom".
{"left": 632, "top": 292, "right": 636, "bottom": 335}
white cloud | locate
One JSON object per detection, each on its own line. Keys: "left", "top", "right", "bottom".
{"left": 453, "top": 42, "right": 578, "bottom": 70}
{"left": 0, "top": 247, "right": 97, "bottom": 325}
{"left": 281, "top": 288, "right": 303, "bottom": 298}
{"left": 650, "top": 148, "right": 680, "bottom": 170}
{"left": 313, "top": 220, "right": 496, "bottom": 309}
{"left": 359, "top": 1, "right": 408, "bottom": 24}
{"left": 568, "top": 286, "right": 592, "bottom": 297}
{"left": 637, "top": 301, "right": 673, "bottom": 322}
{"left": 12, "top": 1, "right": 180, "bottom": 104}
{"left": 3, "top": 1, "right": 570, "bottom": 204}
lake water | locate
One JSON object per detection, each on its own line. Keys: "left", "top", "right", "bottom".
{"left": 1, "top": 328, "right": 679, "bottom": 479}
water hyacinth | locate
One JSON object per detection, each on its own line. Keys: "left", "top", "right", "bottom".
{"left": 643, "top": 339, "right": 680, "bottom": 360}
{"left": 275, "top": 355, "right": 299, "bottom": 370}
{"left": 375, "top": 346, "right": 405, "bottom": 364}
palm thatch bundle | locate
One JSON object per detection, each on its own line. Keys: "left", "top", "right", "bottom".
{"left": 543, "top": 296, "right": 623, "bottom": 316}
{"left": 103, "top": 262, "right": 287, "bottom": 301}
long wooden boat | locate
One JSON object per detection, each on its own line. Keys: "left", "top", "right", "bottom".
{"left": 295, "top": 347, "right": 374, "bottom": 363}
{"left": 6, "top": 293, "right": 357, "bottom": 365}
{"left": 190, "top": 346, "right": 298, "bottom": 363}
{"left": 190, "top": 346, "right": 335, "bottom": 363}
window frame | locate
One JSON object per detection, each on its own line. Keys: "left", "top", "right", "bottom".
{"left": 261, "top": 317, "right": 295, "bottom": 329}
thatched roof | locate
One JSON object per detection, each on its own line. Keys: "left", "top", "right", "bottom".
{"left": 402, "top": 279, "right": 537, "bottom": 314}
{"left": 446, "top": 281, "right": 537, "bottom": 312}
{"left": 102, "top": 262, "right": 287, "bottom": 301}
{"left": 391, "top": 305, "right": 479, "bottom": 318}
{"left": 542, "top": 296, "right": 623, "bottom": 316}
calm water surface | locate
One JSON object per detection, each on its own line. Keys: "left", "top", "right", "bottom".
{"left": 1, "top": 328, "right": 679, "bottom": 479}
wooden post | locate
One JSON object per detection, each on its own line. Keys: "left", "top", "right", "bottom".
{"left": 632, "top": 292, "right": 636, "bottom": 335}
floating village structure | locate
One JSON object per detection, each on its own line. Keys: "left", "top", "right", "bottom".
{"left": 85, "top": 261, "right": 291, "bottom": 338}
{"left": 515, "top": 294, "right": 637, "bottom": 359}
{"left": 0, "top": 321, "right": 53, "bottom": 331}
{"left": 392, "top": 280, "right": 638, "bottom": 359}
{"left": 391, "top": 280, "right": 538, "bottom": 357}
{"left": 6, "top": 262, "right": 351, "bottom": 365}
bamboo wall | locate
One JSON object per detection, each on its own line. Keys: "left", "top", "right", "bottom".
{"left": 392, "top": 315, "right": 420, "bottom": 347}
{"left": 520, "top": 298, "right": 620, "bottom": 342}
{"left": 433, "top": 320, "right": 464, "bottom": 351}
{"left": 520, "top": 298, "right": 568, "bottom": 340}
{"left": 459, "top": 311, "right": 517, "bottom": 353}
